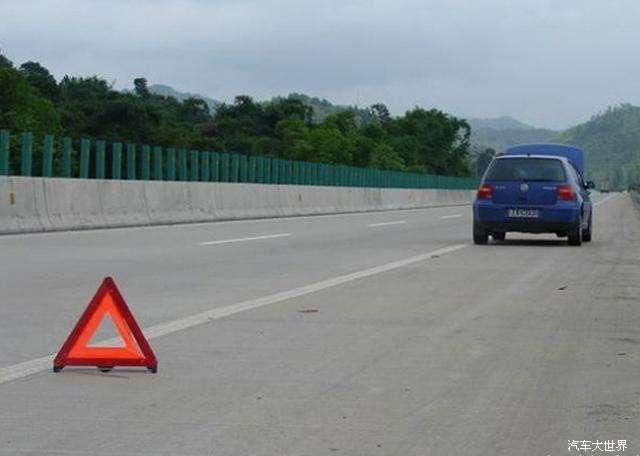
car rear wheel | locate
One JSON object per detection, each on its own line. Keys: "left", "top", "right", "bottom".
{"left": 492, "top": 232, "right": 506, "bottom": 241}
{"left": 567, "top": 219, "right": 582, "bottom": 246}
{"left": 473, "top": 222, "right": 489, "bottom": 245}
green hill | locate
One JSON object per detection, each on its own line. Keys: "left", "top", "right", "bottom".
{"left": 148, "top": 84, "right": 222, "bottom": 113}
{"left": 146, "top": 86, "right": 374, "bottom": 125}
{"left": 269, "top": 93, "right": 374, "bottom": 124}
{"left": 467, "top": 116, "right": 537, "bottom": 131}
{"left": 471, "top": 127, "right": 558, "bottom": 153}
{"left": 557, "top": 104, "right": 640, "bottom": 189}
{"left": 469, "top": 109, "right": 640, "bottom": 189}
{"left": 468, "top": 116, "right": 557, "bottom": 153}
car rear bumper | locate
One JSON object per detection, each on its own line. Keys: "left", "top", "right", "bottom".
{"left": 473, "top": 202, "right": 580, "bottom": 233}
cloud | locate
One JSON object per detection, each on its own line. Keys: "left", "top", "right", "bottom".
{"left": 2, "top": 0, "right": 640, "bottom": 128}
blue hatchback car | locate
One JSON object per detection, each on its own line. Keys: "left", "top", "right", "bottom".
{"left": 473, "top": 144, "right": 594, "bottom": 246}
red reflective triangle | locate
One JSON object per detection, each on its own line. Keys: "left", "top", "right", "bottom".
{"left": 53, "top": 277, "right": 157, "bottom": 373}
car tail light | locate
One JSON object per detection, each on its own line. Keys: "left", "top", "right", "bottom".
{"left": 556, "top": 184, "right": 575, "bottom": 201}
{"left": 476, "top": 184, "right": 492, "bottom": 199}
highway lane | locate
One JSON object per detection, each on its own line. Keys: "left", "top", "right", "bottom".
{"left": 0, "top": 203, "right": 471, "bottom": 367}
{"left": 2, "top": 193, "right": 640, "bottom": 455}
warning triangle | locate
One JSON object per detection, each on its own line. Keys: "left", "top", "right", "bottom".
{"left": 53, "top": 277, "right": 158, "bottom": 373}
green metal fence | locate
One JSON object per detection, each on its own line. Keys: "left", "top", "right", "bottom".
{"left": 0, "top": 130, "right": 478, "bottom": 189}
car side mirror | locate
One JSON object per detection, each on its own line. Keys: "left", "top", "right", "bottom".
{"left": 586, "top": 180, "right": 595, "bottom": 190}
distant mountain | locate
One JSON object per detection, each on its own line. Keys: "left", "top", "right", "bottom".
{"left": 556, "top": 104, "right": 640, "bottom": 189}
{"left": 148, "top": 84, "right": 222, "bottom": 113}
{"left": 467, "top": 116, "right": 537, "bottom": 131}
{"left": 471, "top": 127, "right": 558, "bottom": 154}
{"left": 468, "top": 116, "right": 558, "bottom": 153}
{"left": 272, "top": 93, "right": 374, "bottom": 124}
{"left": 147, "top": 86, "right": 374, "bottom": 124}
{"left": 470, "top": 107, "right": 640, "bottom": 189}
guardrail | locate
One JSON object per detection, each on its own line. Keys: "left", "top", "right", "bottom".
{"left": 0, "top": 130, "right": 478, "bottom": 190}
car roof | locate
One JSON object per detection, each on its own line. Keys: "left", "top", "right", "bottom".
{"left": 495, "top": 154, "right": 568, "bottom": 163}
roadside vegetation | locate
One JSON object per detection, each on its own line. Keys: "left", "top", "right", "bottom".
{"left": 0, "top": 53, "right": 471, "bottom": 177}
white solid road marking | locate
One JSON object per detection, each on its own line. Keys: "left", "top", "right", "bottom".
{"left": 594, "top": 193, "right": 618, "bottom": 207}
{"left": 200, "top": 233, "right": 292, "bottom": 246}
{"left": 440, "top": 214, "right": 463, "bottom": 219}
{"left": 0, "top": 243, "right": 468, "bottom": 385}
{"left": 368, "top": 220, "right": 406, "bottom": 227}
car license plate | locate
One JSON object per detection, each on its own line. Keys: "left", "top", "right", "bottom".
{"left": 508, "top": 208, "right": 539, "bottom": 218}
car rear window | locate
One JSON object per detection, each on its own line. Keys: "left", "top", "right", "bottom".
{"left": 485, "top": 158, "right": 566, "bottom": 182}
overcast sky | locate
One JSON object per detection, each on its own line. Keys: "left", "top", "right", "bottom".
{"left": 3, "top": 0, "right": 640, "bottom": 129}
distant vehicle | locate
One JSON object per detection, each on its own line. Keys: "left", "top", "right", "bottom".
{"left": 473, "top": 144, "right": 594, "bottom": 246}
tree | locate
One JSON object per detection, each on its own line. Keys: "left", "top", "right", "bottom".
{"left": 322, "top": 110, "right": 358, "bottom": 136}
{"left": 0, "top": 52, "right": 13, "bottom": 69}
{"left": 370, "top": 103, "right": 391, "bottom": 124}
{"left": 388, "top": 108, "right": 471, "bottom": 175}
{"left": 0, "top": 65, "right": 61, "bottom": 172}
{"left": 133, "top": 77, "right": 150, "bottom": 98}
{"left": 473, "top": 147, "right": 496, "bottom": 178}
{"left": 369, "top": 143, "right": 405, "bottom": 170}
{"left": 180, "top": 97, "right": 211, "bottom": 124}
{"left": 0, "top": 66, "right": 61, "bottom": 135}
{"left": 19, "top": 61, "right": 59, "bottom": 101}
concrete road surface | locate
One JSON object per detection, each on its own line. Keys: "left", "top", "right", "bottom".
{"left": 1, "top": 193, "right": 639, "bottom": 455}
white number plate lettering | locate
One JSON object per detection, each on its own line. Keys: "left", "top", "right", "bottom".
{"left": 508, "top": 208, "right": 539, "bottom": 218}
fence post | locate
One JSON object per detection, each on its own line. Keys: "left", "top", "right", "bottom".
{"left": 61, "top": 137, "right": 72, "bottom": 177}
{"left": 0, "top": 130, "right": 9, "bottom": 175}
{"left": 314, "top": 163, "right": 321, "bottom": 185}
{"left": 79, "top": 138, "right": 90, "bottom": 178}
{"left": 220, "top": 153, "right": 230, "bottom": 181}
{"left": 141, "top": 145, "right": 151, "bottom": 180}
{"left": 189, "top": 150, "right": 199, "bottom": 181}
{"left": 285, "top": 160, "right": 293, "bottom": 184}
{"left": 256, "top": 156, "right": 265, "bottom": 183}
{"left": 247, "top": 156, "right": 256, "bottom": 182}
{"left": 230, "top": 154, "right": 239, "bottom": 182}
{"left": 41, "top": 134, "right": 54, "bottom": 177}
{"left": 238, "top": 154, "right": 248, "bottom": 182}
{"left": 201, "top": 151, "right": 210, "bottom": 181}
{"left": 166, "top": 148, "right": 176, "bottom": 180}
{"left": 178, "top": 149, "right": 188, "bottom": 181}
{"left": 95, "top": 140, "right": 106, "bottom": 179}
{"left": 307, "top": 162, "right": 314, "bottom": 185}
{"left": 263, "top": 157, "right": 271, "bottom": 184}
{"left": 20, "top": 132, "right": 33, "bottom": 176}
{"left": 126, "top": 144, "right": 136, "bottom": 180}
{"left": 112, "top": 143, "right": 122, "bottom": 179}
{"left": 210, "top": 152, "right": 219, "bottom": 181}
{"left": 153, "top": 146, "right": 163, "bottom": 180}
{"left": 281, "top": 160, "right": 289, "bottom": 184}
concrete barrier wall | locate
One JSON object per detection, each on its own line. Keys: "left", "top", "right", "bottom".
{"left": 0, "top": 176, "right": 474, "bottom": 234}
